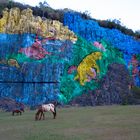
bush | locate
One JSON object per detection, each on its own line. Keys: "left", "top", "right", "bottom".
{"left": 131, "top": 86, "right": 140, "bottom": 99}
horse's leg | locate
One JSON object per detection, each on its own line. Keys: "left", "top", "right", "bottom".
{"left": 39, "top": 112, "right": 42, "bottom": 120}
{"left": 12, "top": 111, "right": 14, "bottom": 116}
{"left": 51, "top": 107, "right": 56, "bottom": 119}
{"left": 35, "top": 112, "right": 38, "bottom": 121}
{"left": 39, "top": 111, "right": 43, "bottom": 120}
{"left": 53, "top": 107, "right": 56, "bottom": 119}
{"left": 35, "top": 114, "right": 38, "bottom": 120}
{"left": 39, "top": 111, "right": 45, "bottom": 120}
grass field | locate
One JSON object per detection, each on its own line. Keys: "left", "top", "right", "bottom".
{"left": 0, "top": 105, "right": 140, "bottom": 140}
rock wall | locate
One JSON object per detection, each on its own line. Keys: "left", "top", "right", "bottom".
{"left": 63, "top": 12, "right": 140, "bottom": 87}
{"left": 0, "top": 8, "right": 139, "bottom": 106}
{"left": 69, "top": 63, "right": 131, "bottom": 106}
{"left": 0, "top": 8, "right": 76, "bottom": 105}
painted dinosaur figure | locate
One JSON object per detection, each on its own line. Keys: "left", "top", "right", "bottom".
{"left": 74, "top": 52, "right": 102, "bottom": 85}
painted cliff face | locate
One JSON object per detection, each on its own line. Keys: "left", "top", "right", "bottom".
{"left": 0, "top": 8, "right": 78, "bottom": 104}
{"left": 0, "top": 8, "right": 140, "bottom": 105}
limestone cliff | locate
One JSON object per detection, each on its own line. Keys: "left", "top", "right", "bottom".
{"left": 0, "top": 7, "right": 77, "bottom": 43}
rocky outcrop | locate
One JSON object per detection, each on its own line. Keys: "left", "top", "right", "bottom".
{"left": 0, "top": 8, "right": 77, "bottom": 42}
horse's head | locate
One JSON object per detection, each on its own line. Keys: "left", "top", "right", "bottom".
{"left": 35, "top": 109, "right": 42, "bottom": 120}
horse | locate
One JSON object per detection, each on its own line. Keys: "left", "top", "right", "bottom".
{"left": 12, "top": 108, "right": 24, "bottom": 116}
{"left": 35, "top": 103, "right": 57, "bottom": 120}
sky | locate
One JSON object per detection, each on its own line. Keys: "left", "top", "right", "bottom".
{"left": 14, "top": 0, "right": 140, "bottom": 31}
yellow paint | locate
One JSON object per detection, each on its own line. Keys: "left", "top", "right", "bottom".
{"left": 0, "top": 8, "right": 77, "bottom": 43}
{"left": 7, "top": 59, "right": 20, "bottom": 68}
{"left": 74, "top": 52, "right": 102, "bottom": 85}
{"left": 0, "top": 8, "right": 9, "bottom": 32}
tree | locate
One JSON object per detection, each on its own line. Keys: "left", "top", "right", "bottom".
{"left": 39, "top": 1, "right": 50, "bottom": 17}
{"left": 8, "top": 0, "right": 14, "bottom": 8}
{"left": 81, "top": 10, "right": 91, "bottom": 20}
{"left": 135, "top": 30, "right": 140, "bottom": 34}
{"left": 135, "top": 30, "right": 140, "bottom": 39}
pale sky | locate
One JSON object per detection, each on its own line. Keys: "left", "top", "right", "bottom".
{"left": 14, "top": 0, "right": 140, "bottom": 31}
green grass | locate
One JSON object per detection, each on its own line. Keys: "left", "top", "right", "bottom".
{"left": 0, "top": 105, "right": 140, "bottom": 140}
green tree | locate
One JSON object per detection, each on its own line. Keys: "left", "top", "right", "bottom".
{"left": 8, "top": 0, "right": 14, "bottom": 8}
{"left": 39, "top": 1, "right": 50, "bottom": 17}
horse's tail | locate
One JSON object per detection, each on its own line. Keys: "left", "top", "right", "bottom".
{"left": 53, "top": 101, "right": 60, "bottom": 107}
{"left": 52, "top": 101, "right": 56, "bottom": 107}
{"left": 53, "top": 106, "right": 56, "bottom": 119}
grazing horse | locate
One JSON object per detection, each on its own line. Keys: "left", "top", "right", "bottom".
{"left": 12, "top": 108, "right": 24, "bottom": 116}
{"left": 35, "top": 103, "right": 57, "bottom": 120}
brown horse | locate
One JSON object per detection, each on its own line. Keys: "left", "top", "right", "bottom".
{"left": 35, "top": 103, "right": 57, "bottom": 120}
{"left": 12, "top": 108, "right": 24, "bottom": 116}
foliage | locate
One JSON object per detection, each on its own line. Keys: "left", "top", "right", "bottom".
{"left": 39, "top": 1, "right": 50, "bottom": 17}
{"left": 131, "top": 86, "right": 140, "bottom": 99}
{"left": 97, "top": 19, "right": 138, "bottom": 39}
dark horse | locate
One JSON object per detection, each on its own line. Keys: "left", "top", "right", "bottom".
{"left": 12, "top": 108, "right": 24, "bottom": 116}
{"left": 12, "top": 103, "right": 25, "bottom": 116}
{"left": 35, "top": 103, "right": 57, "bottom": 120}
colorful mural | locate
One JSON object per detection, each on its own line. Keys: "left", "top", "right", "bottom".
{"left": 0, "top": 8, "right": 76, "bottom": 105}
{"left": 63, "top": 12, "right": 140, "bottom": 87}
{"left": 0, "top": 8, "right": 140, "bottom": 105}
